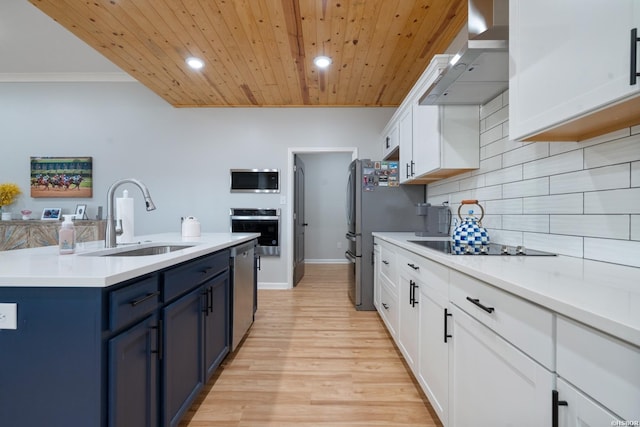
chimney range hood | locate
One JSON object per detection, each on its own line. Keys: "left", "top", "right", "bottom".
{"left": 419, "top": 0, "right": 509, "bottom": 106}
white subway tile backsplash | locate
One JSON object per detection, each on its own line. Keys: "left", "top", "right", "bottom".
{"left": 480, "top": 94, "right": 504, "bottom": 119}
{"left": 549, "top": 128, "right": 630, "bottom": 156}
{"left": 632, "top": 216, "right": 640, "bottom": 241}
{"left": 488, "top": 229, "right": 523, "bottom": 247}
{"left": 459, "top": 174, "right": 486, "bottom": 191}
{"left": 480, "top": 125, "right": 505, "bottom": 147}
{"left": 550, "top": 215, "right": 630, "bottom": 239}
{"left": 485, "top": 164, "right": 523, "bottom": 186}
{"left": 503, "top": 142, "right": 549, "bottom": 168}
{"left": 523, "top": 150, "right": 584, "bottom": 180}
{"left": 486, "top": 198, "right": 523, "bottom": 214}
{"left": 469, "top": 185, "right": 503, "bottom": 202}
{"left": 584, "top": 133, "right": 640, "bottom": 168}
{"left": 503, "top": 177, "right": 549, "bottom": 198}
{"left": 428, "top": 180, "right": 460, "bottom": 197}
{"left": 523, "top": 233, "right": 584, "bottom": 257}
{"left": 632, "top": 162, "right": 640, "bottom": 187}
{"left": 523, "top": 193, "right": 583, "bottom": 214}
{"left": 503, "top": 215, "right": 549, "bottom": 233}
{"left": 482, "top": 136, "right": 521, "bottom": 159}
{"left": 485, "top": 106, "right": 508, "bottom": 131}
{"left": 584, "top": 238, "right": 640, "bottom": 268}
{"left": 550, "top": 164, "right": 630, "bottom": 194}
{"left": 424, "top": 89, "right": 640, "bottom": 267}
{"left": 473, "top": 155, "right": 502, "bottom": 175}
{"left": 584, "top": 188, "right": 640, "bottom": 214}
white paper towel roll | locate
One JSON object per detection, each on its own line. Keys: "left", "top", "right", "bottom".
{"left": 116, "top": 189, "right": 135, "bottom": 244}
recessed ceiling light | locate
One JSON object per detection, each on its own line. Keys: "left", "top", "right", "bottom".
{"left": 186, "top": 57, "right": 204, "bottom": 70}
{"left": 313, "top": 56, "right": 332, "bottom": 68}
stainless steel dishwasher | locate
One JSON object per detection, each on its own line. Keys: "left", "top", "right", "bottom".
{"left": 229, "top": 240, "right": 256, "bottom": 351}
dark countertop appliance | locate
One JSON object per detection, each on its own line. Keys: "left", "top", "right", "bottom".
{"left": 409, "top": 240, "right": 557, "bottom": 256}
{"left": 345, "top": 159, "right": 425, "bottom": 311}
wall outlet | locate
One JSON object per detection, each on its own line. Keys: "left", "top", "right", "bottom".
{"left": 0, "top": 303, "right": 17, "bottom": 330}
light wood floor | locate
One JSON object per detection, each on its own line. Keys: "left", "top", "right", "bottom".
{"left": 180, "top": 264, "right": 442, "bottom": 427}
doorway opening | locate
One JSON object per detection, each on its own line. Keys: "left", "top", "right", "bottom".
{"left": 287, "top": 147, "right": 358, "bottom": 288}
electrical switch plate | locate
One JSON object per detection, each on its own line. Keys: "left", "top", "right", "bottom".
{"left": 0, "top": 303, "right": 17, "bottom": 330}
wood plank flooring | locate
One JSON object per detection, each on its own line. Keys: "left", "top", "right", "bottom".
{"left": 180, "top": 264, "right": 442, "bottom": 427}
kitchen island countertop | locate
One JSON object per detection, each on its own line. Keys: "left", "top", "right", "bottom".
{"left": 0, "top": 232, "right": 259, "bottom": 288}
{"left": 373, "top": 232, "right": 640, "bottom": 348}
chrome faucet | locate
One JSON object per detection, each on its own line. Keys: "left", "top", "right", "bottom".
{"left": 105, "top": 178, "right": 156, "bottom": 248}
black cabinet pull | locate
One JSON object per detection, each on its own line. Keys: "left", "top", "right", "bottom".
{"left": 382, "top": 260, "right": 389, "bottom": 265}
{"left": 406, "top": 163, "right": 411, "bottom": 178}
{"left": 130, "top": 291, "right": 160, "bottom": 307}
{"left": 201, "top": 267, "right": 214, "bottom": 275}
{"left": 444, "top": 308, "right": 452, "bottom": 343}
{"left": 385, "top": 136, "right": 390, "bottom": 149}
{"left": 256, "top": 255, "right": 261, "bottom": 271}
{"left": 208, "top": 287, "right": 213, "bottom": 313}
{"left": 551, "top": 390, "right": 568, "bottom": 427}
{"left": 151, "top": 319, "right": 163, "bottom": 361}
{"left": 409, "top": 280, "right": 419, "bottom": 307}
{"left": 382, "top": 303, "right": 389, "bottom": 310}
{"left": 410, "top": 160, "right": 415, "bottom": 177}
{"left": 466, "top": 297, "right": 494, "bottom": 313}
{"left": 407, "top": 263, "right": 419, "bottom": 270}
{"left": 631, "top": 28, "right": 639, "bottom": 85}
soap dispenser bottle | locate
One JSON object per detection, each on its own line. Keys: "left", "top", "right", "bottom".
{"left": 59, "top": 214, "right": 76, "bottom": 254}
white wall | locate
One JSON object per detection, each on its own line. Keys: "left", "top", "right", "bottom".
{"left": 426, "top": 90, "right": 640, "bottom": 268}
{"left": 298, "top": 152, "right": 352, "bottom": 263}
{"left": 0, "top": 81, "right": 395, "bottom": 286}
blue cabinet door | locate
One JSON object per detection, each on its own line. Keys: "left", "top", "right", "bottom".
{"left": 108, "top": 313, "right": 158, "bottom": 427}
{"left": 162, "top": 286, "right": 205, "bottom": 427}
{"left": 204, "top": 271, "right": 230, "bottom": 379}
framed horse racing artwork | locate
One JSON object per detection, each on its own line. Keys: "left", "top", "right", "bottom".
{"left": 30, "top": 157, "right": 93, "bottom": 198}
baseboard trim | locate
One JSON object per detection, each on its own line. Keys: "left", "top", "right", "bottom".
{"left": 304, "top": 259, "right": 349, "bottom": 264}
{"left": 258, "top": 282, "right": 290, "bottom": 290}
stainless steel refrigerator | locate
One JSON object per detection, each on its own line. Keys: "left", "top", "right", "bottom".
{"left": 345, "top": 159, "right": 425, "bottom": 311}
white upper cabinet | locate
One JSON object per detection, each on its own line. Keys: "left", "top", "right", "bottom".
{"left": 509, "top": 0, "right": 640, "bottom": 141}
{"left": 383, "top": 55, "right": 480, "bottom": 184}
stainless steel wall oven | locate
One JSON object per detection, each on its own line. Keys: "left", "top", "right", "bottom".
{"left": 230, "top": 208, "right": 280, "bottom": 256}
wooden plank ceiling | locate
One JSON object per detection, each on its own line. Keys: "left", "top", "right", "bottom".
{"left": 28, "top": 0, "right": 466, "bottom": 107}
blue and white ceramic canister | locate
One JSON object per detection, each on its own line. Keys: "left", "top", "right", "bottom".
{"left": 451, "top": 200, "right": 489, "bottom": 254}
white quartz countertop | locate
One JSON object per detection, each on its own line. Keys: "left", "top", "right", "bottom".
{"left": 0, "top": 232, "right": 259, "bottom": 288}
{"left": 373, "top": 232, "right": 640, "bottom": 348}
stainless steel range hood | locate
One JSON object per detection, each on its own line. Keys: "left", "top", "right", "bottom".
{"left": 419, "top": 0, "right": 508, "bottom": 106}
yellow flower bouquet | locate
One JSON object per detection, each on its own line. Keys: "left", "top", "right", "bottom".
{"left": 0, "top": 182, "right": 22, "bottom": 208}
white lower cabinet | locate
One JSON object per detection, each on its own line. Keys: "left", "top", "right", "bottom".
{"left": 373, "top": 237, "right": 637, "bottom": 427}
{"left": 373, "top": 242, "right": 381, "bottom": 310}
{"left": 449, "top": 304, "right": 554, "bottom": 426}
{"left": 379, "top": 278, "right": 399, "bottom": 339}
{"left": 555, "top": 378, "right": 623, "bottom": 427}
{"left": 417, "top": 284, "right": 450, "bottom": 426}
{"left": 556, "top": 316, "right": 640, "bottom": 423}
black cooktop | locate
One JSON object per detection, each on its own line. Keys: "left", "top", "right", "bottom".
{"left": 408, "top": 241, "right": 557, "bottom": 256}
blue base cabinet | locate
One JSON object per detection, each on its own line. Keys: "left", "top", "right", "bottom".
{"left": 0, "top": 248, "right": 234, "bottom": 427}
{"left": 109, "top": 313, "right": 159, "bottom": 427}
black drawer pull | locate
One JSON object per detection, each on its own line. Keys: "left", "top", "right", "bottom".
{"left": 382, "top": 303, "right": 389, "bottom": 310}
{"left": 407, "top": 263, "right": 419, "bottom": 270}
{"left": 130, "top": 291, "right": 160, "bottom": 307}
{"left": 201, "top": 267, "right": 214, "bottom": 275}
{"left": 466, "top": 297, "right": 494, "bottom": 313}
{"left": 382, "top": 260, "right": 389, "bottom": 265}
{"left": 551, "top": 390, "right": 568, "bottom": 427}
{"left": 631, "top": 28, "right": 639, "bottom": 85}
{"left": 444, "top": 308, "right": 452, "bottom": 343}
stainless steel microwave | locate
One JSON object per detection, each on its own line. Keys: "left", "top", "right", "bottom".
{"left": 230, "top": 169, "right": 280, "bottom": 193}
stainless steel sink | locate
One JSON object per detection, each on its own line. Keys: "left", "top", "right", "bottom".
{"left": 81, "top": 243, "right": 195, "bottom": 257}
